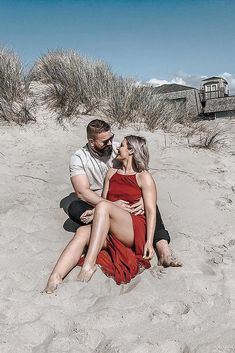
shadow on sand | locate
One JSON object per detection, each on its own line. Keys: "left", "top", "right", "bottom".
{"left": 60, "top": 192, "right": 80, "bottom": 233}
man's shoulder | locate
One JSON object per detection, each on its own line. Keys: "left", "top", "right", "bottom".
{"left": 72, "top": 144, "right": 88, "bottom": 157}
{"left": 71, "top": 145, "right": 90, "bottom": 161}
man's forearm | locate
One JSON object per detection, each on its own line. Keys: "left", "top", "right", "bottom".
{"left": 76, "top": 189, "right": 103, "bottom": 206}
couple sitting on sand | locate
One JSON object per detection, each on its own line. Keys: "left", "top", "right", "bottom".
{"left": 45, "top": 119, "right": 181, "bottom": 293}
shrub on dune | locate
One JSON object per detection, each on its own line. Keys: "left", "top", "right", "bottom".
{"left": 30, "top": 50, "right": 114, "bottom": 122}
{"left": 0, "top": 48, "right": 35, "bottom": 124}
{"left": 102, "top": 80, "right": 183, "bottom": 131}
{"left": 30, "top": 49, "right": 191, "bottom": 131}
{"left": 101, "top": 77, "right": 141, "bottom": 127}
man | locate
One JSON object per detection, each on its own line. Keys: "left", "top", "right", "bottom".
{"left": 68, "top": 119, "right": 181, "bottom": 267}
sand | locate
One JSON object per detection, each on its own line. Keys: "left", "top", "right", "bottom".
{"left": 0, "top": 109, "right": 235, "bottom": 353}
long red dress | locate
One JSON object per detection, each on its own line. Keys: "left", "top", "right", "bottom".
{"left": 78, "top": 172, "right": 151, "bottom": 284}
{"left": 95, "top": 172, "right": 151, "bottom": 285}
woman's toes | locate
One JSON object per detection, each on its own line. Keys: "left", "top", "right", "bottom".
{"left": 44, "top": 275, "right": 62, "bottom": 294}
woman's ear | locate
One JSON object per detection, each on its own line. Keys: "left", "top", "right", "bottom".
{"left": 128, "top": 148, "right": 134, "bottom": 155}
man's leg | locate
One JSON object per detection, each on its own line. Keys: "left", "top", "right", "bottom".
{"left": 68, "top": 199, "right": 93, "bottom": 225}
{"left": 153, "top": 205, "right": 182, "bottom": 267}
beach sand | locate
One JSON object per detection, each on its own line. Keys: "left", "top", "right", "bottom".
{"left": 0, "top": 109, "right": 235, "bottom": 353}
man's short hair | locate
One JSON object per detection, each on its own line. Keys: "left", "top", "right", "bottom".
{"left": 87, "top": 119, "right": 111, "bottom": 139}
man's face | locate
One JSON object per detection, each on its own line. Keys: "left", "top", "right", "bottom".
{"left": 89, "top": 130, "right": 114, "bottom": 155}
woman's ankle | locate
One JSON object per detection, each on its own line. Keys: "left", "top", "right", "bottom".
{"left": 49, "top": 272, "right": 62, "bottom": 282}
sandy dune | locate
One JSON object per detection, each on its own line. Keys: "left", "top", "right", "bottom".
{"left": 0, "top": 110, "right": 234, "bottom": 353}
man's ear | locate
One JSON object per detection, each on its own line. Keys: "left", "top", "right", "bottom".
{"left": 88, "top": 138, "right": 94, "bottom": 147}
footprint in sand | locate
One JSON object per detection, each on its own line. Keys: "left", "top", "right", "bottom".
{"left": 120, "top": 277, "right": 141, "bottom": 294}
{"left": 150, "top": 301, "right": 191, "bottom": 323}
{"left": 149, "top": 265, "right": 166, "bottom": 279}
{"left": 215, "top": 196, "right": 233, "bottom": 211}
{"left": 206, "top": 237, "right": 235, "bottom": 265}
{"left": 94, "top": 339, "right": 120, "bottom": 353}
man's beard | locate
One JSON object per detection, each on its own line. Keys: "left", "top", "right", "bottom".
{"left": 100, "top": 145, "right": 113, "bottom": 157}
{"left": 88, "top": 143, "right": 113, "bottom": 158}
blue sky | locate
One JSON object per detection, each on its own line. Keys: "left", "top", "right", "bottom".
{"left": 0, "top": 0, "right": 234, "bottom": 90}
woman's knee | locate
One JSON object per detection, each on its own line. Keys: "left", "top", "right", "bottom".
{"left": 95, "top": 200, "right": 110, "bottom": 213}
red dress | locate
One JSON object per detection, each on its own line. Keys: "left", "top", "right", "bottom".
{"left": 95, "top": 172, "right": 151, "bottom": 285}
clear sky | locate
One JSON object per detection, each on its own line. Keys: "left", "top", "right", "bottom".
{"left": 0, "top": 0, "right": 234, "bottom": 90}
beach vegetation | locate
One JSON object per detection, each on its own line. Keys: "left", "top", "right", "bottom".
{"left": 0, "top": 48, "right": 36, "bottom": 124}
{"left": 30, "top": 50, "right": 186, "bottom": 131}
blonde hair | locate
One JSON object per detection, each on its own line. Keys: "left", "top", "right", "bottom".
{"left": 125, "top": 135, "right": 149, "bottom": 171}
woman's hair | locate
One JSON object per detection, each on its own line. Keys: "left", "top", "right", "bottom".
{"left": 125, "top": 135, "right": 149, "bottom": 171}
{"left": 87, "top": 119, "right": 111, "bottom": 139}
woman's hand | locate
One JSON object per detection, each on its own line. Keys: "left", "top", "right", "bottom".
{"left": 143, "top": 241, "right": 154, "bottom": 260}
{"left": 130, "top": 197, "right": 145, "bottom": 215}
{"left": 80, "top": 209, "right": 94, "bottom": 224}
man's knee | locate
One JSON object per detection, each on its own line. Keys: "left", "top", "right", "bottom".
{"left": 68, "top": 200, "right": 93, "bottom": 224}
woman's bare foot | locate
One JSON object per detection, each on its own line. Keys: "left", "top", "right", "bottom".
{"left": 44, "top": 274, "right": 62, "bottom": 294}
{"left": 77, "top": 264, "right": 97, "bottom": 282}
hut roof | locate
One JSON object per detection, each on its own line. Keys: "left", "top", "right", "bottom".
{"left": 202, "top": 76, "right": 228, "bottom": 84}
{"left": 204, "top": 96, "right": 235, "bottom": 113}
{"left": 152, "top": 83, "right": 195, "bottom": 94}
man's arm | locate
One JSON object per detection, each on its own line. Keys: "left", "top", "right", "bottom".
{"left": 71, "top": 174, "right": 103, "bottom": 206}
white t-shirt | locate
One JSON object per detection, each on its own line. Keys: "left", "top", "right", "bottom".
{"left": 69, "top": 142, "right": 119, "bottom": 195}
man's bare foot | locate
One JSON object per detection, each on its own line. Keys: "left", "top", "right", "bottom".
{"left": 158, "top": 256, "right": 183, "bottom": 267}
{"left": 77, "top": 264, "right": 97, "bottom": 282}
{"left": 44, "top": 274, "right": 62, "bottom": 294}
{"left": 156, "top": 239, "right": 182, "bottom": 268}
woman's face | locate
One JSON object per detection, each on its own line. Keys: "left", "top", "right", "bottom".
{"left": 116, "top": 139, "right": 130, "bottom": 161}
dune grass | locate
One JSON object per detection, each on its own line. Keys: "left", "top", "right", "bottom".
{"left": 0, "top": 48, "right": 36, "bottom": 125}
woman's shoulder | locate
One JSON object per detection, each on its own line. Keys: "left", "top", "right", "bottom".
{"left": 136, "top": 170, "right": 155, "bottom": 186}
{"left": 137, "top": 170, "right": 151, "bottom": 178}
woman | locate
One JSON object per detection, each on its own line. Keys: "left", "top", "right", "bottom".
{"left": 45, "top": 135, "right": 156, "bottom": 293}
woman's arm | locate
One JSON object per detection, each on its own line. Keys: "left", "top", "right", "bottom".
{"left": 101, "top": 168, "right": 115, "bottom": 199}
{"left": 138, "top": 171, "right": 157, "bottom": 259}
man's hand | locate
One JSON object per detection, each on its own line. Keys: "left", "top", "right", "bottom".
{"left": 130, "top": 197, "right": 145, "bottom": 215}
{"left": 143, "top": 241, "right": 154, "bottom": 260}
{"left": 113, "top": 200, "right": 131, "bottom": 212}
{"left": 80, "top": 209, "right": 94, "bottom": 224}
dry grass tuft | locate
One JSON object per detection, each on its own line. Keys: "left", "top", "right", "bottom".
{"left": 197, "top": 125, "right": 226, "bottom": 149}
{"left": 0, "top": 48, "right": 36, "bottom": 124}
{"left": 182, "top": 121, "right": 226, "bottom": 150}
{"left": 30, "top": 50, "right": 114, "bottom": 123}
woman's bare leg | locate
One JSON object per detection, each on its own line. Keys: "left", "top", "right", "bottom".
{"left": 77, "top": 201, "right": 134, "bottom": 282}
{"left": 45, "top": 225, "right": 91, "bottom": 293}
